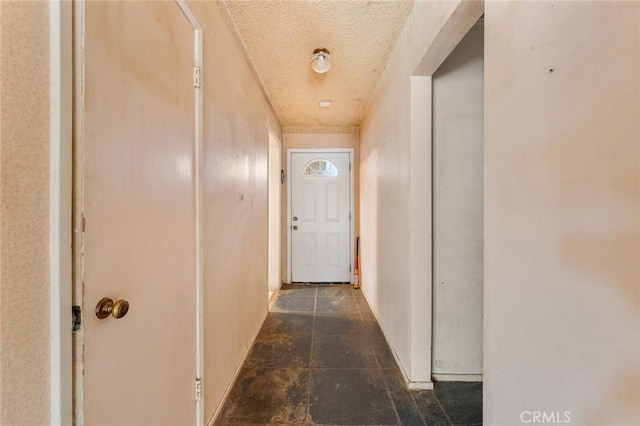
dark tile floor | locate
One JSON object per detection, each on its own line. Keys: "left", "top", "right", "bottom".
{"left": 215, "top": 283, "right": 482, "bottom": 426}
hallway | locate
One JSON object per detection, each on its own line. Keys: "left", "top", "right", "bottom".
{"left": 215, "top": 284, "right": 482, "bottom": 425}
{"left": 2, "top": 1, "right": 638, "bottom": 424}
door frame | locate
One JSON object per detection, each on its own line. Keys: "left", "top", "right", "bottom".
{"left": 50, "top": 1, "right": 73, "bottom": 424}
{"left": 286, "top": 148, "right": 355, "bottom": 283}
{"left": 268, "top": 127, "right": 282, "bottom": 299}
{"left": 407, "top": 3, "right": 484, "bottom": 389}
{"left": 175, "top": 2, "right": 204, "bottom": 423}
{"left": 66, "top": 1, "right": 204, "bottom": 424}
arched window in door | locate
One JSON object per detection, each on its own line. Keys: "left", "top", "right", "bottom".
{"left": 303, "top": 159, "right": 339, "bottom": 177}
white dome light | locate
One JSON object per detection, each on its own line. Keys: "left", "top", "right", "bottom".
{"left": 310, "top": 48, "right": 332, "bottom": 74}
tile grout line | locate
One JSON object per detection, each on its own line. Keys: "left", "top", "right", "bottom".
{"left": 353, "top": 285, "right": 430, "bottom": 426}
{"left": 353, "top": 286, "right": 405, "bottom": 425}
{"left": 381, "top": 375, "right": 405, "bottom": 426}
{"left": 355, "top": 289, "right": 386, "bottom": 371}
{"left": 305, "top": 284, "right": 318, "bottom": 424}
{"left": 406, "top": 391, "right": 430, "bottom": 426}
{"left": 431, "top": 389, "right": 455, "bottom": 426}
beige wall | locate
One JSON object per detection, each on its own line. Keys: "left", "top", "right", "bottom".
{"left": 184, "top": 2, "right": 282, "bottom": 424}
{"left": 282, "top": 131, "right": 360, "bottom": 282}
{"left": 362, "top": 1, "right": 639, "bottom": 422}
{"left": 359, "top": 0, "right": 480, "bottom": 381}
{"left": 0, "top": 1, "right": 51, "bottom": 424}
{"left": 484, "top": 2, "right": 640, "bottom": 425}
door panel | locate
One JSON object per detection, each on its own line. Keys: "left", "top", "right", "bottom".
{"left": 326, "top": 183, "right": 339, "bottom": 221}
{"left": 327, "top": 233, "right": 340, "bottom": 266}
{"left": 303, "top": 183, "right": 316, "bottom": 221}
{"left": 291, "top": 152, "right": 351, "bottom": 282}
{"left": 82, "top": 2, "right": 197, "bottom": 424}
{"left": 304, "top": 233, "right": 317, "bottom": 265}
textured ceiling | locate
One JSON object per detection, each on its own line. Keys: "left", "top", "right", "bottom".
{"left": 224, "top": 0, "right": 413, "bottom": 127}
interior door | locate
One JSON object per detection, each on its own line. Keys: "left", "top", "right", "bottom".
{"left": 290, "top": 151, "right": 351, "bottom": 282}
{"left": 81, "top": 2, "right": 198, "bottom": 424}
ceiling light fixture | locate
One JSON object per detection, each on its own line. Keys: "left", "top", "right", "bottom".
{"left": 319, "top": 100, "right": 332, "bottom": 108}
{"left": 310, "top": 48, "right": 332, "bottom": 74}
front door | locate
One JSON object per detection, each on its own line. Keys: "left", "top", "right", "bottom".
{"left": 290, "top": 151, "right": 352, "bottom": 282}
{"left": 80, "top": 2, "right": 198, "bottom": 424}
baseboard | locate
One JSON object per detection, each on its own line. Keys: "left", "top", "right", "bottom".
{"left": 358, "top": 289, "right": 431, "bottom": 391}
{"left": 359, "top": 290, "right": 483, "bottom": 389}
{"left": 408, "top": 380, "right": 434, "bottom": 390}
{"left": 206, "top": 308, "right": 269, "bottom": 426}
{"left": 268, "top": 290, "right": 277, "bottom": 305}
{"left": 432, "top": 373, "right": 483, "bottom": 382}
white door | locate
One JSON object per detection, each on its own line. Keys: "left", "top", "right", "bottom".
{"left": 81, "top": 2, "right": 198, "bottom": 424}
{"left": 290, "top": 151, "right": 352, "bottom": 282}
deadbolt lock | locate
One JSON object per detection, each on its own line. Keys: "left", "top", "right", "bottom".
{"left": 95, "top": 297, "right": 130, "bottom": 319}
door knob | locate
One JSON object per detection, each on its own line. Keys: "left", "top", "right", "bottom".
{"left": 95, "top": 297, "right": 130, "bottom": 319}
{"left": 293, "top": 225, "right": 298, "bottom": 230}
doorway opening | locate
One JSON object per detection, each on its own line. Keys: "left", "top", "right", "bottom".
{"left": 431, "top": 18, "right": 484, "bottom": 382}
{"left": 406, "top": 9, "right": 484, "bottom": 390}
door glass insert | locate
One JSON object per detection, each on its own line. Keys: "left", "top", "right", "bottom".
{"left": 303, "top": 159, "right": 339, "bottom": 177}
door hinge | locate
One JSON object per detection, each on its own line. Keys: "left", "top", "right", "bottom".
{"left": 195, "top": 377, "right": 203, "bottom": 400}
{"left": 349, "top": 264, "right": 352, "bottom": 272}
{"left": 193, "top": 66, "right": 201, "bottom": 88}
{"left": 72, "top": 305, "right": 81, "bottom": 331}
{"left": 81, "top": 214, "right": 86, "bottom": 232}
{"left": 349, "top": 162, "right": 352, "bottom": 172}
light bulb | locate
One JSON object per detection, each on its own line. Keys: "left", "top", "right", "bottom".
{"left": 311, "top": 49, "right": 331, "bottom": 74}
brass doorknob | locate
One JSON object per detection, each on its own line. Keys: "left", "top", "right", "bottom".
{"left": 112, "top": 299, "right": 129, "bottom": 318}
{"left": 95, "top": 297, "right": 130, "bottom": 319}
